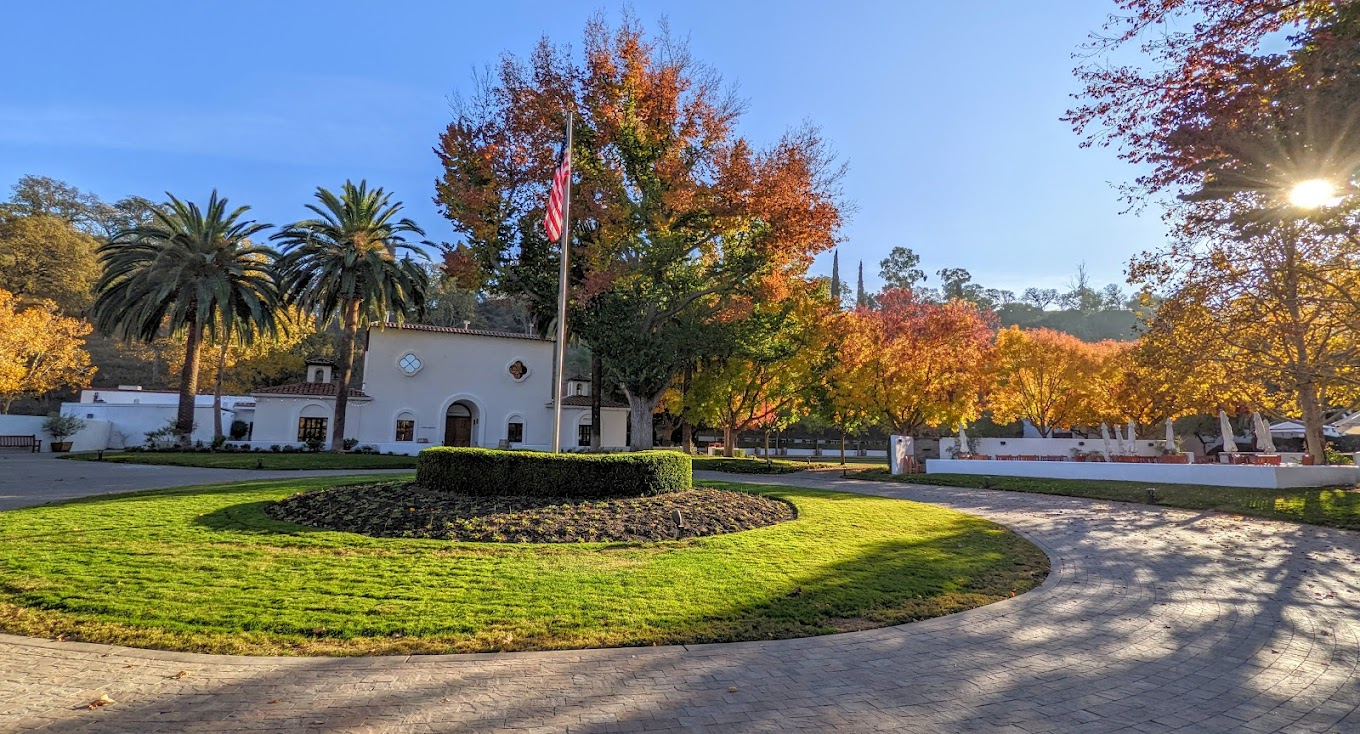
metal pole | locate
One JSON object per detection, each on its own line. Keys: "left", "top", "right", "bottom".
{"left": 551, "top": 111, "right": 574, "bottom": 453}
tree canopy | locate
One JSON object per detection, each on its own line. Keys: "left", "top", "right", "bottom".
{"left": 434, "top": 14, "right": 843, "bottom": 449}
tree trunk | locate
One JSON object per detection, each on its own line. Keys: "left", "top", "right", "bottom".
{"left": 625, "top": 389, "right": 659, "bottom": 451}
{"left": 212, "top": 338, "right": 228, "bottom": 440}
{"left": 764, "top": 429, "right": 772, "bottom": 465}
{"left": 590, "top": 354, "right": 602, "bottom": 450}
{"left": 1299, "top": 380, "right": 1327, "bottom": 463}
{"left": 176, "top": 321, "right": 204, "bottom": 446}
{"left": 681, "top": 421, "right": 693, "bottom": 455}
{"left": 840, "top": 428, "right": 846, "bottom": 465}
{"left": 723, "top": 425, "right": 735, "bottom": 457}
{"left": 332, "top": 298, "right": 362, "bottom": 452}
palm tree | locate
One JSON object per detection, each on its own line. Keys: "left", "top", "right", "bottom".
{"left": 92, "top": 192, "right": 278, "bottom": 446}
{"left": 273, "top": 180, "right": 428, "bottom": 451}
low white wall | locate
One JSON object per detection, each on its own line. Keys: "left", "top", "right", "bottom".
{"left": 941, "top": 437, "right": 1166, "bottom": 458}
{"left": 926, "top": 458, "right": 1360, "bottom": 489}
{"left": 0, "top": 414, "right": 113, "bottom": 452}
{"left": 753, "top": 448, "right": 888, "bottom": 458}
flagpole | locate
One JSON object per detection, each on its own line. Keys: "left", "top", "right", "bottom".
{"left": 551, "top": 110, "right": 573, "bottom": 453}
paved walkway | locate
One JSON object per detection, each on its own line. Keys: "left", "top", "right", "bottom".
{"left": 2, "top": 472, "right": 1359, "bottom": 733}
{"left": 0, "top": 452, "right": 412, "bottom": 510}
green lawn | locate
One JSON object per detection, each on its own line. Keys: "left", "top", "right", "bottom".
{"left": 64, "top": 452, "right": 418, "bottom": 470}
{"left": 0, "top": 476, "right": 1046, "bottom": 656}
{"left": 859, "top": 469, "right": 1360, "bottom": 531}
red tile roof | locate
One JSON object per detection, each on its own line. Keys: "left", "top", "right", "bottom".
{"left": 252, "top": 382, "right": 370, "bottom": 398}
{"left": 372, "top": 323, "right": 547, "bottom": 341}
{"left": 561, "top": 395, "right": 628, "bottom": 408}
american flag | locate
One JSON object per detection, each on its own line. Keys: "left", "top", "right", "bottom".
{"left": 543, "top": 142, "right": 571, "bottom": 242}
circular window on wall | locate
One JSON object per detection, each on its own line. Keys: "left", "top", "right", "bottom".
{"left": 398, "top": 353, "right": 423, "bottom": 376}
{"left": 507, "top": 360, "right": 529, "bottom": 381}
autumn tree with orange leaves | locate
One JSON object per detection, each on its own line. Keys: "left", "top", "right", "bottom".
{"left": 836, "top": 289, "right": 995, "bottom": 436}
{"left": 435, "top": 14, "right": 843, "bottom": 450}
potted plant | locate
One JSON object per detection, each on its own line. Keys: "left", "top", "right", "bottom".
{"left": 43, "top": 413, "right": 86, "bottom": 453}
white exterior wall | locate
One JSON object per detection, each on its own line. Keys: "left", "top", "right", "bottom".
{"left": 354, "top": 327, "right": 627, "bottom": 455}
{"left": 59, "top": 403, "right": 227, "bottom": 449}
{"left": 246, "top": 397, "right": 365, "bottom": 449}
{"left": 940, "top": 437, "right": 1167, "bottom": 458}
{"left": 0, "top": 414, "right": 112, "bottom": 452}
{"left": 926, "top": 458, "right": 1360, "bottom": 489}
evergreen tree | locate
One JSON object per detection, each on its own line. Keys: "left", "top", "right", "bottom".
{"left": 856, "top": 260, "right": 868, "bottom": 308}
{"left": 829, "top": 250, "right": 841, "bottom": 309}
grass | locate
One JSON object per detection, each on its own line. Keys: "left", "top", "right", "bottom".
{"left": 63, "top": 451, "right": 418, "bottom": 470}
{"left": 0, "top": 476, "right": 1046, "bottom": 656}
{"left": 858, "top": 469, "right": 1360, "bottom": 531}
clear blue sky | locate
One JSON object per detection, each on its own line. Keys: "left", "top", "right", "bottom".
{"left": 0, "top": 0, "right": 1161, "bottom": 296}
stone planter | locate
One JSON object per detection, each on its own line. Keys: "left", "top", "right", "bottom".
{"left": 51, "top": 441, "right": 73, "bottom": 453}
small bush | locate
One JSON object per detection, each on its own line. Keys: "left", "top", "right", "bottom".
{"left": 229, "top": 420, "right": 249, "bottom": 440}
{"left": 342, "top": 437, "right": 360, "bottom": 451}
{"left": 417, "top": 448, "right": 691, "bottom": 498}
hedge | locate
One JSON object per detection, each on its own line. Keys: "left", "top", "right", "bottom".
{"left": 416, "top": 448, "right": 692, "bottom": 498}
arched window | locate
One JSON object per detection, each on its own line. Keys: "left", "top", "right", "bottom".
{"left": 507, "top": 418, "right": 524, "bottom": 444}
{"left": 313, "top": 368, "right": 325, "bottom": 382}
{"left": 395, "top": 412, "right": 415, "bottom": 442}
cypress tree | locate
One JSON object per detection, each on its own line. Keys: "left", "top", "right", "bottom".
{"left": 856, "top": 260, "right": 867, "bottom": 308}
{"left": 829, "top": 250, "right": 841, "bottom": 309}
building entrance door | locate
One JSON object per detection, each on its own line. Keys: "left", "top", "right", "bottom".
{"left": 444, "top": 415, "right": 472, "bottom": 446}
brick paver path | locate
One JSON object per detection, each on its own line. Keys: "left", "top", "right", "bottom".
{"left": 2, "top": 472, "right": 1358, "bottom": 733}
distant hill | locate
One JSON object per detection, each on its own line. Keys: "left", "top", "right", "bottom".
{"left": 995, "top": 304, "right": 1142, "bottom": 342}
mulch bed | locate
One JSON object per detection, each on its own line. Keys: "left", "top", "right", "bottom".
{"left": 267, "top": 482, "right": 795, "bottom": 543}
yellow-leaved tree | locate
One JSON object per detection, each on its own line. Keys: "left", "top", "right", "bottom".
{"left": 0, "top": 288, "right": 95, "bottom": 412}
{"left": 987, "top": 327, "right": 1109, "bottom": 437}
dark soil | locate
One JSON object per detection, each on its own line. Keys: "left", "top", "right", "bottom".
{"left": 267, "top": 482, "right": 796, "bottom": 543}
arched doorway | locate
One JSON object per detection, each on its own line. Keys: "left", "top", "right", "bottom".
{"left": 444, "top": 401, "right": 477, "bottom": 447}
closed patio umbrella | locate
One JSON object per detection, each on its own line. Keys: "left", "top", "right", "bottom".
{"left": 1253, "top": 412, "right": 1276, "bottom": 453}
{"left": 1164, "top": 417, "right": 1176, "bottom": 453}
{"left": 1127, "top": 418, "right": 1138, "bottom": 454}
{"left": 1099, "top": 422, "right": 1113, "bottom": 461}
{"left": 956, "top": 425, "right": 968, "bottom": 456}
{"left": 1219, "top": 410, "right": 1239, "bottom": 454}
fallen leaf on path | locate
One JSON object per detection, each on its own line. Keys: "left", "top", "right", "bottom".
{"left": 86, "top": 693, "right": 114, "bottom": 710}
{"left": 169, "top": 671, "right": 189, "bottom": 680}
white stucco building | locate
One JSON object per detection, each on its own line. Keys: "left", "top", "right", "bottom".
{"left": 247, "top": 324, "right": 628, "bottom": 453}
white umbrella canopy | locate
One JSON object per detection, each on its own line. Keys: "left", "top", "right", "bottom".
{"left": 1100, "top": 422, "right": 1114, "bottom": 461}
{"left": 1165, "top": 418, "right": 1176, "bottom": 452}
{"left": 1253, "top": 412, "right": 1277, "bottom": 453}
{"left": 1219, "top": 410, "right": 1239, "bottom": 453}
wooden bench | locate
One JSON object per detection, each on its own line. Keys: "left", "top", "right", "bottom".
{"left": 0, "top": 435, "right": 41, "bottom": 453}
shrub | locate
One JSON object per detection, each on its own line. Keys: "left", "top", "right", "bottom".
{"left": 342, "top": 437, "right": 360, "bottom": 451}
{"left": 43, "top": 413, "right": 87, "bottom": 445}
{"left": 211, "top": 434, "right": 227, "bottom": 450}
{"left": 229, "top": 420, "right": 249, "bottom": 440}
{"left": 304, "top": 437, "right": 326, "bottom": 452}
{"left": 417, "top": 448, "right": 691, "bottom": 498}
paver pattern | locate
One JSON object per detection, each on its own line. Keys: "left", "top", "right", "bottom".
{"left": 1, "top": 471, "right": 1358, "bottom": 733}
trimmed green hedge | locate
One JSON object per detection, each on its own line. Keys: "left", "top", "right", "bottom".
{"left": 416, "top": 448, "right": 692, "bottom": 498}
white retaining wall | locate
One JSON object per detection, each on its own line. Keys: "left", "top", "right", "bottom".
{"left": 940, "top": 437, "right": 1166, "bottom": 458}
{"left": 0, "top": 415, "right": 112, "bottom": 453}
{"left": 926, "top": 458, "right": 1360, "bottom": 489}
